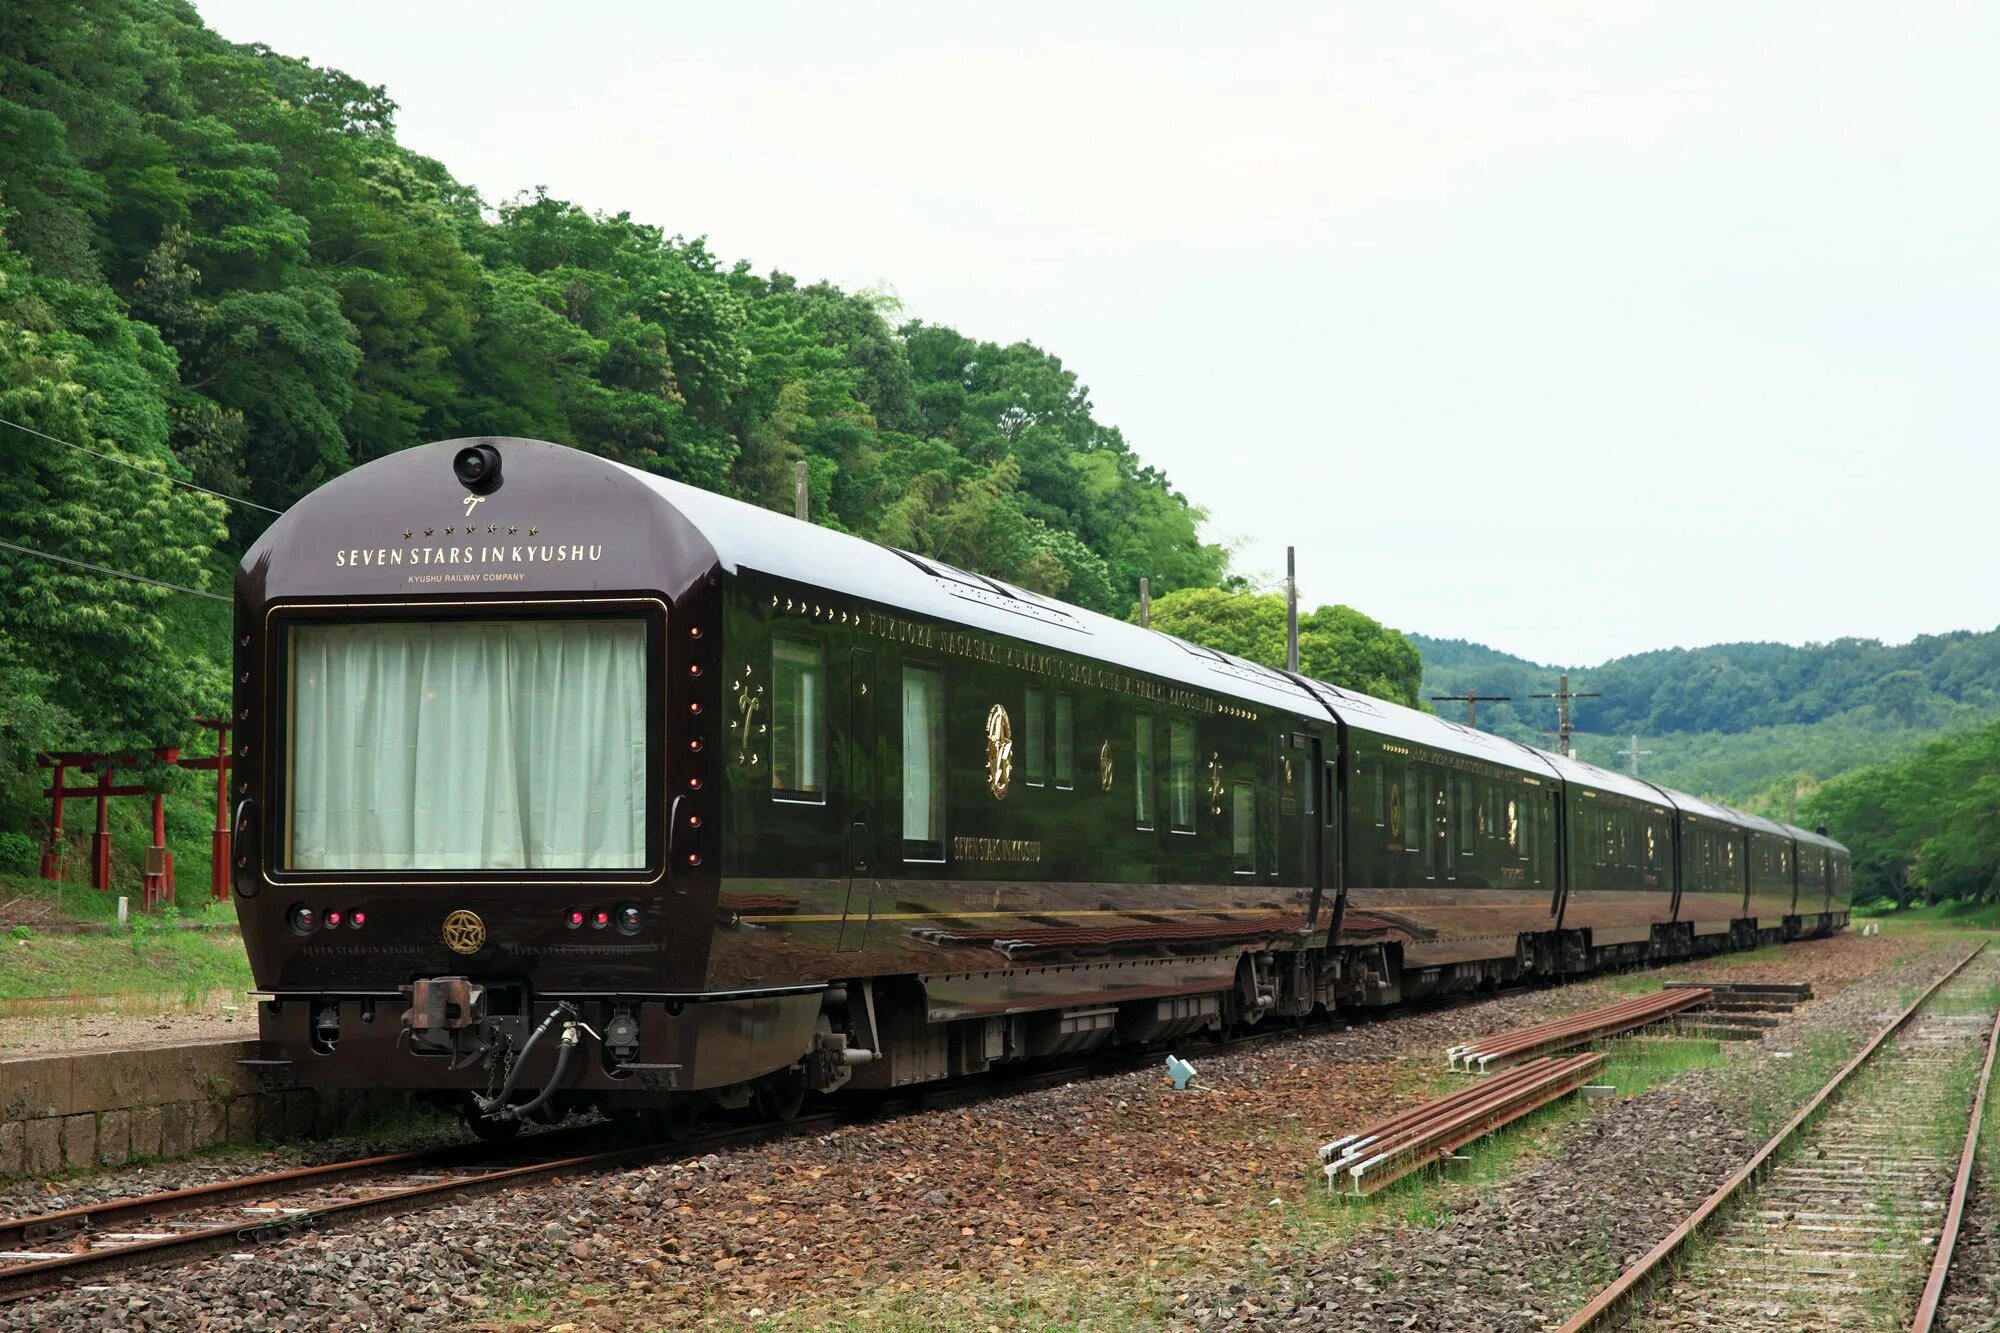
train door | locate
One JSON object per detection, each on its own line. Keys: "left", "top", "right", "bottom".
{"left": 1290, "top": 732, "right": 1332, "bottom": 928}
{"left": 837, "top": 648, "right": 877, "bottom": 952}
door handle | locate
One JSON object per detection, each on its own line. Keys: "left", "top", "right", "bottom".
{"left": 664, "top": 794, "right": 685, "bottom": 893}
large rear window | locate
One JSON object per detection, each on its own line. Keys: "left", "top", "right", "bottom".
{"left": 283, "top": 618, "right": 649, "bottom": 871}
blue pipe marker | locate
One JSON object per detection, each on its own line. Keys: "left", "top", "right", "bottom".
{"left": 1165, "top": 1054, "right": 1197, "bottom": 1090}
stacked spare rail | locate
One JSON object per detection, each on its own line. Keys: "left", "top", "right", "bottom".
{"left": 1319, "top": 1052, "right": 1607, "bottom": 1195}
{"left": 1447, "top": 988, "right": 1713, "bottom": 1071}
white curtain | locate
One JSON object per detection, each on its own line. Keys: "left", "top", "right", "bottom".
{"left": 287, "top": 619, "right": 647, "bottom": 870}
{"left": 902, "top": 666, "right": 944, "bottom": 856}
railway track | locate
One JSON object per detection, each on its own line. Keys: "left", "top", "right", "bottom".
{"left": 0, "top": 951, "right": 1829, "bottom": 1305}
{"left": 1560, "top": 942, "right": 2000, "bottom": 1333}
{"left": 0, "top": 990, "right": 1462, "bottom": 1302}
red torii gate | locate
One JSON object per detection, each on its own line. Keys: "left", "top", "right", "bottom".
{"left": 37, "top": 719, "right": 234, "bottom": 909}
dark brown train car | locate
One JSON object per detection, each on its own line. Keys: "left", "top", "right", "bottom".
{"left": 233, "top": 437, "right": 1848, "bottom": 1128}
{"left": 1323, "top": 689, "right": 1566, "bottom": 991}
{"left": 235, "top": 438, "right": 1344, "bottom": 1120}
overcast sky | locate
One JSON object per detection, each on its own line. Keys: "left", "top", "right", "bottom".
{"left": 196, "top": 1, "right": 1999, "bottom": 665}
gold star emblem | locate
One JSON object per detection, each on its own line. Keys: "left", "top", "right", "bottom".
{"left": 445, "top": 525, "right": 455, "bottom": 535}
{"left": 424, "top": 527, "right": 434, "bottom": 537}
{"left": 487, "top": 525, "right": 497, "bottom": 534}
{"left": 441, "top": 909, "right": 486, "bottom": 955}
{"left": 403, "top": 530, "right": 413, "bottom": 540}
{"left": 528, "top": 525, "right": 538, "bottom": 536}
{"left": 508, "top": 525, "right": 518, "bottom": 535}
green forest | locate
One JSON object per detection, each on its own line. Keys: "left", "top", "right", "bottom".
{"left": 1414, "top": 630, "right": 2000, "bottom": 808}
{"left": 0, "top": 0, "right": 1987, "bottom": 907}
{"left": 1804, "top": 719, "right": 2000, "bottom": 910}
{"left": 0, "top": 0, "right": 1418, "bottom": 885}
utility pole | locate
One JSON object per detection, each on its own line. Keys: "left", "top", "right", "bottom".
{"left": 1530, "top": 672, "right": 1600, "bottom": 758}
{"left": 1139, "top": 576, "right": 1151, "bottom": 629}
{"left": 1285, "top": 546, "right": 1300, "bottom": 673}
{"left": 794, "top": 461, "right": 809, "bottom": 521}
{"left": 1430, "top": 693, "right": 1511, "bottom": 731}
{"left": 1623, "top": 733, "right": 1652, "bottom": 777}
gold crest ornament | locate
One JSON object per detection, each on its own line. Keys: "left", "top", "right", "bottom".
{"left": 442, "top": 909, "right": 486, "bottom": 955}
{"left": 1099, "top": 740, "right": 1114, "bottom": 791}
{"left": 984, "top": 704, "right": 1013, "bottom": 799}
{"left": 1206, "top": 752, "right": 1224, "bottom": 816}
{"left": 1507, "top": 799, "right": 1519, "bottom": 849}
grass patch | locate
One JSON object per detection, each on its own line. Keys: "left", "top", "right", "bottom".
{"left": 0, "top": 907, "right": 250, "bottom": 999}
{"left": 1858, "top": 900, "right": 2000, "bottom": 932}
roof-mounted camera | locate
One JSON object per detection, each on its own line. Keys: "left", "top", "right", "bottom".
{"left": 453, "top": 443, "right": 502, "bottom": 493}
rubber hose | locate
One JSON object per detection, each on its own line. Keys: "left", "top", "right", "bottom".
{"left": 473, "top": 1002, "right": 574, "bottom": 1115}
{"left": 498, "top": 1025, "right": 579, "bottom": 1123}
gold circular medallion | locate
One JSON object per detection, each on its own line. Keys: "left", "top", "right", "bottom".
{"left": 1099, "top": 739, "right": 1114, "bottom": 791}
{"left": 984, "top": 704, "right": 1013, "bottom": 799}
{"left": 442, "top": 908, "right": 486, "bottom": 955}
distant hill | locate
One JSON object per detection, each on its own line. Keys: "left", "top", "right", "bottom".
{"left": 1409, "top": 628, "right": 2000, "bottom": 807}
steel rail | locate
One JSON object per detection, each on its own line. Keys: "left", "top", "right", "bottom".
{"left": 0, "top": 1128, "right": 604, "bottom": 1252}
{"left": 1323, "top": 1052, "right": 1606, "bottom": 1195}
{"left": 1910, "top": 991, "right": 2000, "bottom": 1333}
{"left": 0, "top": 1006, "right": 1395, "bottom": 1302}
{"left": 1556, "top": 941, "right": 1987, "bottom": 1333}
{"left": 0, "top": 1114, "right": 832, "bottom": 1301}
{"left": 1449, "top": 988, "right": 1711, "bottom": 1071}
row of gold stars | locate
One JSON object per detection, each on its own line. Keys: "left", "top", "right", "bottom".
{"left": 400, "top": 524, "right": 540, "bottom": 538}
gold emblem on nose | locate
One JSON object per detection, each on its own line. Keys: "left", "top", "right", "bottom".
{"left": 442, "top": 909, "right": 486, "bottom": 955}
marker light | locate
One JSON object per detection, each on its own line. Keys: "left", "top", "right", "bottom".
{"left": 615, "top": 904, "right": 642, "bottom": 935}
{"left": 287, "top": 905, "right": 317, "bottom": 935}
{"left": 350, "top": 911, "right": 366, "bottom": 928}
{"left": 591, "top": 909, "right": 611, "bottom": 930}
{"left": 325, "top": 910, "right": 343, "bottom": 928}
{"left": 566, "top": 909, "right": 585, "bottom": 930}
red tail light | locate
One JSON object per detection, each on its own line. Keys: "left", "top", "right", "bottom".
{"left": 592, "top": 909, "right": 611, "bottom": 929}
{"left": 566, "top": 909, "right": 585, "bottom": 929}
{"left": 326, "top": 910, "right": 343, "bottom": 928}
{"left": 350, "top": 911, "right": 366, "bottom": 928}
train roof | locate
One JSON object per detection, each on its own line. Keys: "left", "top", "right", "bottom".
{"left": 1656, "top": 786, "right": 1744, "bottom": 826}
{"left": 1309, "top": 684, "right": 1560, "bottom": 781}
{"left": 1784, "top": 823, "right": 1845, "bottom": 852}
{"left": 1533, "top": 750, "right": 1670, "bottom": 807}
{"left": 1725, "top": 806, "right": 1791, "bottom": 838}
{"left": 629, "top": 467, "right": 1327, "bottom": 720}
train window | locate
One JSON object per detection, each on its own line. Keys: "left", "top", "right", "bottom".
{"left": 1053, "top": 691, "right": 1075, "bottom": 789}
{"left": 1024, "top": 688, "right": 1046, "bottom": 787}
{"left": 1134, "top": 713, "right": 1156, "bottom": 829}
{"left": 1169, "top": 719, "right": 1196, "bottom": 832}
{"left": 284, "top": 618, "right": 647, "bottom": 871}
{"left": 1353, "top": 757, "right": 1378, "bottom": 827}
{"left": 901, "top": 665, "right": 945, "bottom": 862}
{"left": 1232, "top": 782, "right": 1256, "bottom": 874}
{"left": 771, "top": 635, "right": 825, "bottom": 803}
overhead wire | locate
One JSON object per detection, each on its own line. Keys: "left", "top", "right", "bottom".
{"left": 0, "top": 537, "right": 230, "bottom": 603}
{"left": 0, "top": 413, "right": 283, "bottom": 515}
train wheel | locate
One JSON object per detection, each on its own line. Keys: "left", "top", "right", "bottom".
{"left": 755, "top": 1071, "right": 808, "bottom": 1123}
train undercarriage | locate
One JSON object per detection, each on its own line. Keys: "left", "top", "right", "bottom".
{"left": 260, "top": 911, "right": 1845, "bottom": 1141}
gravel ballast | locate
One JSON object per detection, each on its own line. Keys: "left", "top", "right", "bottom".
{"left": 0, "top": 931, "right": 1948, "bottom": 1332}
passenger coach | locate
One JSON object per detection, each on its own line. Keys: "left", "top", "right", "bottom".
{"left": 232, "top": 438, "right": 1852, "bottom": 1131}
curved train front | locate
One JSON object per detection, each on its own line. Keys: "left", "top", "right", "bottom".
{"left": 233, "top": 438, "right": 783, "bottom": 1126}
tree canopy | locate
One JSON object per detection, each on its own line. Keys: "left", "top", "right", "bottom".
{"left": 1138, "top": 588, "right": 1424, "bottom": 709}
{"left": 1805, "top": 719, "right": 2000, "bottom": 910}
{"left": 0, "top": 0, "right": 1242, "bottom": 778}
